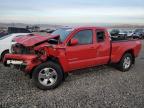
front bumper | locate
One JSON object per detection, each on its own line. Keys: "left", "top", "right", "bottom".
{"left": 3, "top": 54, "right": 41, "bottom": 73}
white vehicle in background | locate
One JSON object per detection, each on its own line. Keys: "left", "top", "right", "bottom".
{"left": 118, "top": 30, "right": 135, "bottom": 38}
{"left": 0, "top": 33, "right": 30, "bottom": 61}
{"left": 127, "top": 30, "right": 134, "bottom": 37}
{"left": 118, "top": 30, "right": 128, "bottom": 37}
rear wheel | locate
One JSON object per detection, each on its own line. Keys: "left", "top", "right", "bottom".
{"left": 32, "top": 61, "right": 63, "bottom": 90}
{"left": 117, "top": 53, "right": 133, "bottom": 72}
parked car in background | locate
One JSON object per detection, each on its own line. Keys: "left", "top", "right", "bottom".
{"left": 110, "top": 29, "right": 128, "bottom": 38}
{"left": 110, "top": 29, "right": 120, "bottom": 36}
{"left": 133, "top": 29, "right": 144, "bottom": 39}
{"left": 46, "top": 29, "right": 56, "bottom": 33}
{"left": 0, "top": 33, "right": 30, "bottom": 61}
{"left": 118, "top": 30, "right": 128, "bottom": 37}
{"left": 39, "top": 29, "right": 55, "bottom": 33}
{"left": 8, "top": 27, "right": 31, "bottom": 34}
{"left": 127, "top": 30, "right": 134, "bottom": 37}
{"left": 3, "top": 26, "right": 142, "bottom": 90}
{"left": 0, "top": 31, "right": 8, "bottom": 38}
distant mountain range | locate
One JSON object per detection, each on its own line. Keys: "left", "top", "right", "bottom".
{"left": 0, "top": 23, "right": 144, "bottom": 29}
{"left": 0, "top": 23, "right": 63, "bottom": 29}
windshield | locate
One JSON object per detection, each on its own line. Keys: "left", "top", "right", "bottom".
{"left": 0, "top": 34, "right": 12, "bottom": 40}
{"left": 51, "top": 28, "right": 73, "bottom": 42}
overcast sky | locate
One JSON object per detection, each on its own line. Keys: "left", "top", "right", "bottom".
{"left": 0, "top": 0, "right": 144, "bottom": 24}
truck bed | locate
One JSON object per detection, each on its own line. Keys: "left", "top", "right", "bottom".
{"left": 110, "top": 39, "right": 141, "bottom": 63}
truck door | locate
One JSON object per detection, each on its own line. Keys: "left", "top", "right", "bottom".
{"left": 65, "top": 29, "right": 96, "bottom": 70}
{"left": 94, "top": 30, "right": 111, "bottom": 65}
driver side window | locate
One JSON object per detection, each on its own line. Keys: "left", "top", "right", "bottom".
{"left": 72, "top": 30, "right": 93, "bottom": 45}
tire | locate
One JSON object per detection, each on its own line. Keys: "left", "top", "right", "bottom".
{"left": 1, "top": 50, "right": 9, "bottom": 62}
{"left": 32, "top": 61, "right": 63, "bottom": 90}
{"left": 117, "top": 53, "right": 133, "bottom": 72}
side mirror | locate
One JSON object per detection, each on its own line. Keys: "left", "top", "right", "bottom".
{"left": 70, "top": 38, "right": 78, "bottom": 46}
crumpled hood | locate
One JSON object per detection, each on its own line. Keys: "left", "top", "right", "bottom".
{"left": 13, "top": 34, "right": 59, "bottom": 47}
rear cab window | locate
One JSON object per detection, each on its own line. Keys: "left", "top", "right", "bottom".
{"left": 96, "top": 30, "right": 105, "bottom": 42}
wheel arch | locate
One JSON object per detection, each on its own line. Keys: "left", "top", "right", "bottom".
{"left": 121, "top": 49, "right": 135, "bottom": 64}
{"left": 47, "top": 56, "right": 64, "bottom": 72}
{"left": 29, "top": 56, "right": 64, "bottom": 79}
{"left": 0, "top": 49, "right": 9, "bottom": 61}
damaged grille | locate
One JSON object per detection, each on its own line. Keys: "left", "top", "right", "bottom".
{"left": 11, "top": 43, "right": 34, "bottom": 54}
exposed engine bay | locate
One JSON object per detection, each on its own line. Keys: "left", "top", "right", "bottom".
{"left": 11, "top": 34, "right": 60, "bottom": 54}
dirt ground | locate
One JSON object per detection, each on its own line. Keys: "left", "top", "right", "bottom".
{"left": 0, "top": 40, "right": 144, "bottom": 108}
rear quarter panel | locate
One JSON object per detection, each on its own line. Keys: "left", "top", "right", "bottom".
{"left": 111, "top": 40, "right": 141, "bottom": 63}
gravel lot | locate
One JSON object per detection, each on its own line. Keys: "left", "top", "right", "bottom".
{"left": 0, "top": 40, "right": 144, "bottom": 108}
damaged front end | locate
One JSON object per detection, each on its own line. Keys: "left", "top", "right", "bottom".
{"left": 3, "top": 34, "right": 59, "bottom": 73}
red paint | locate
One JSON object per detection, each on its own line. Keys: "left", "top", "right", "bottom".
{"left": 3, "top": 27, "right": 142, "bottom": 74}
{"left": 13, "top": 34, "right": 59, "bottom": 47}
{"left": 4, "top": 54, "right": 41, "bottom": 72}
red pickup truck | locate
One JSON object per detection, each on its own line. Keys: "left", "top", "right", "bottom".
{"left": 3, "top": 27, "right": 141, "bottom": 90}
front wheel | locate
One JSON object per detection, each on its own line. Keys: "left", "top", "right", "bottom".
{"left": 117, "top": 53, "right": 133, "bottom": 72}
{"left": 32, "top": 61, "right": 63, "bottom": 90}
